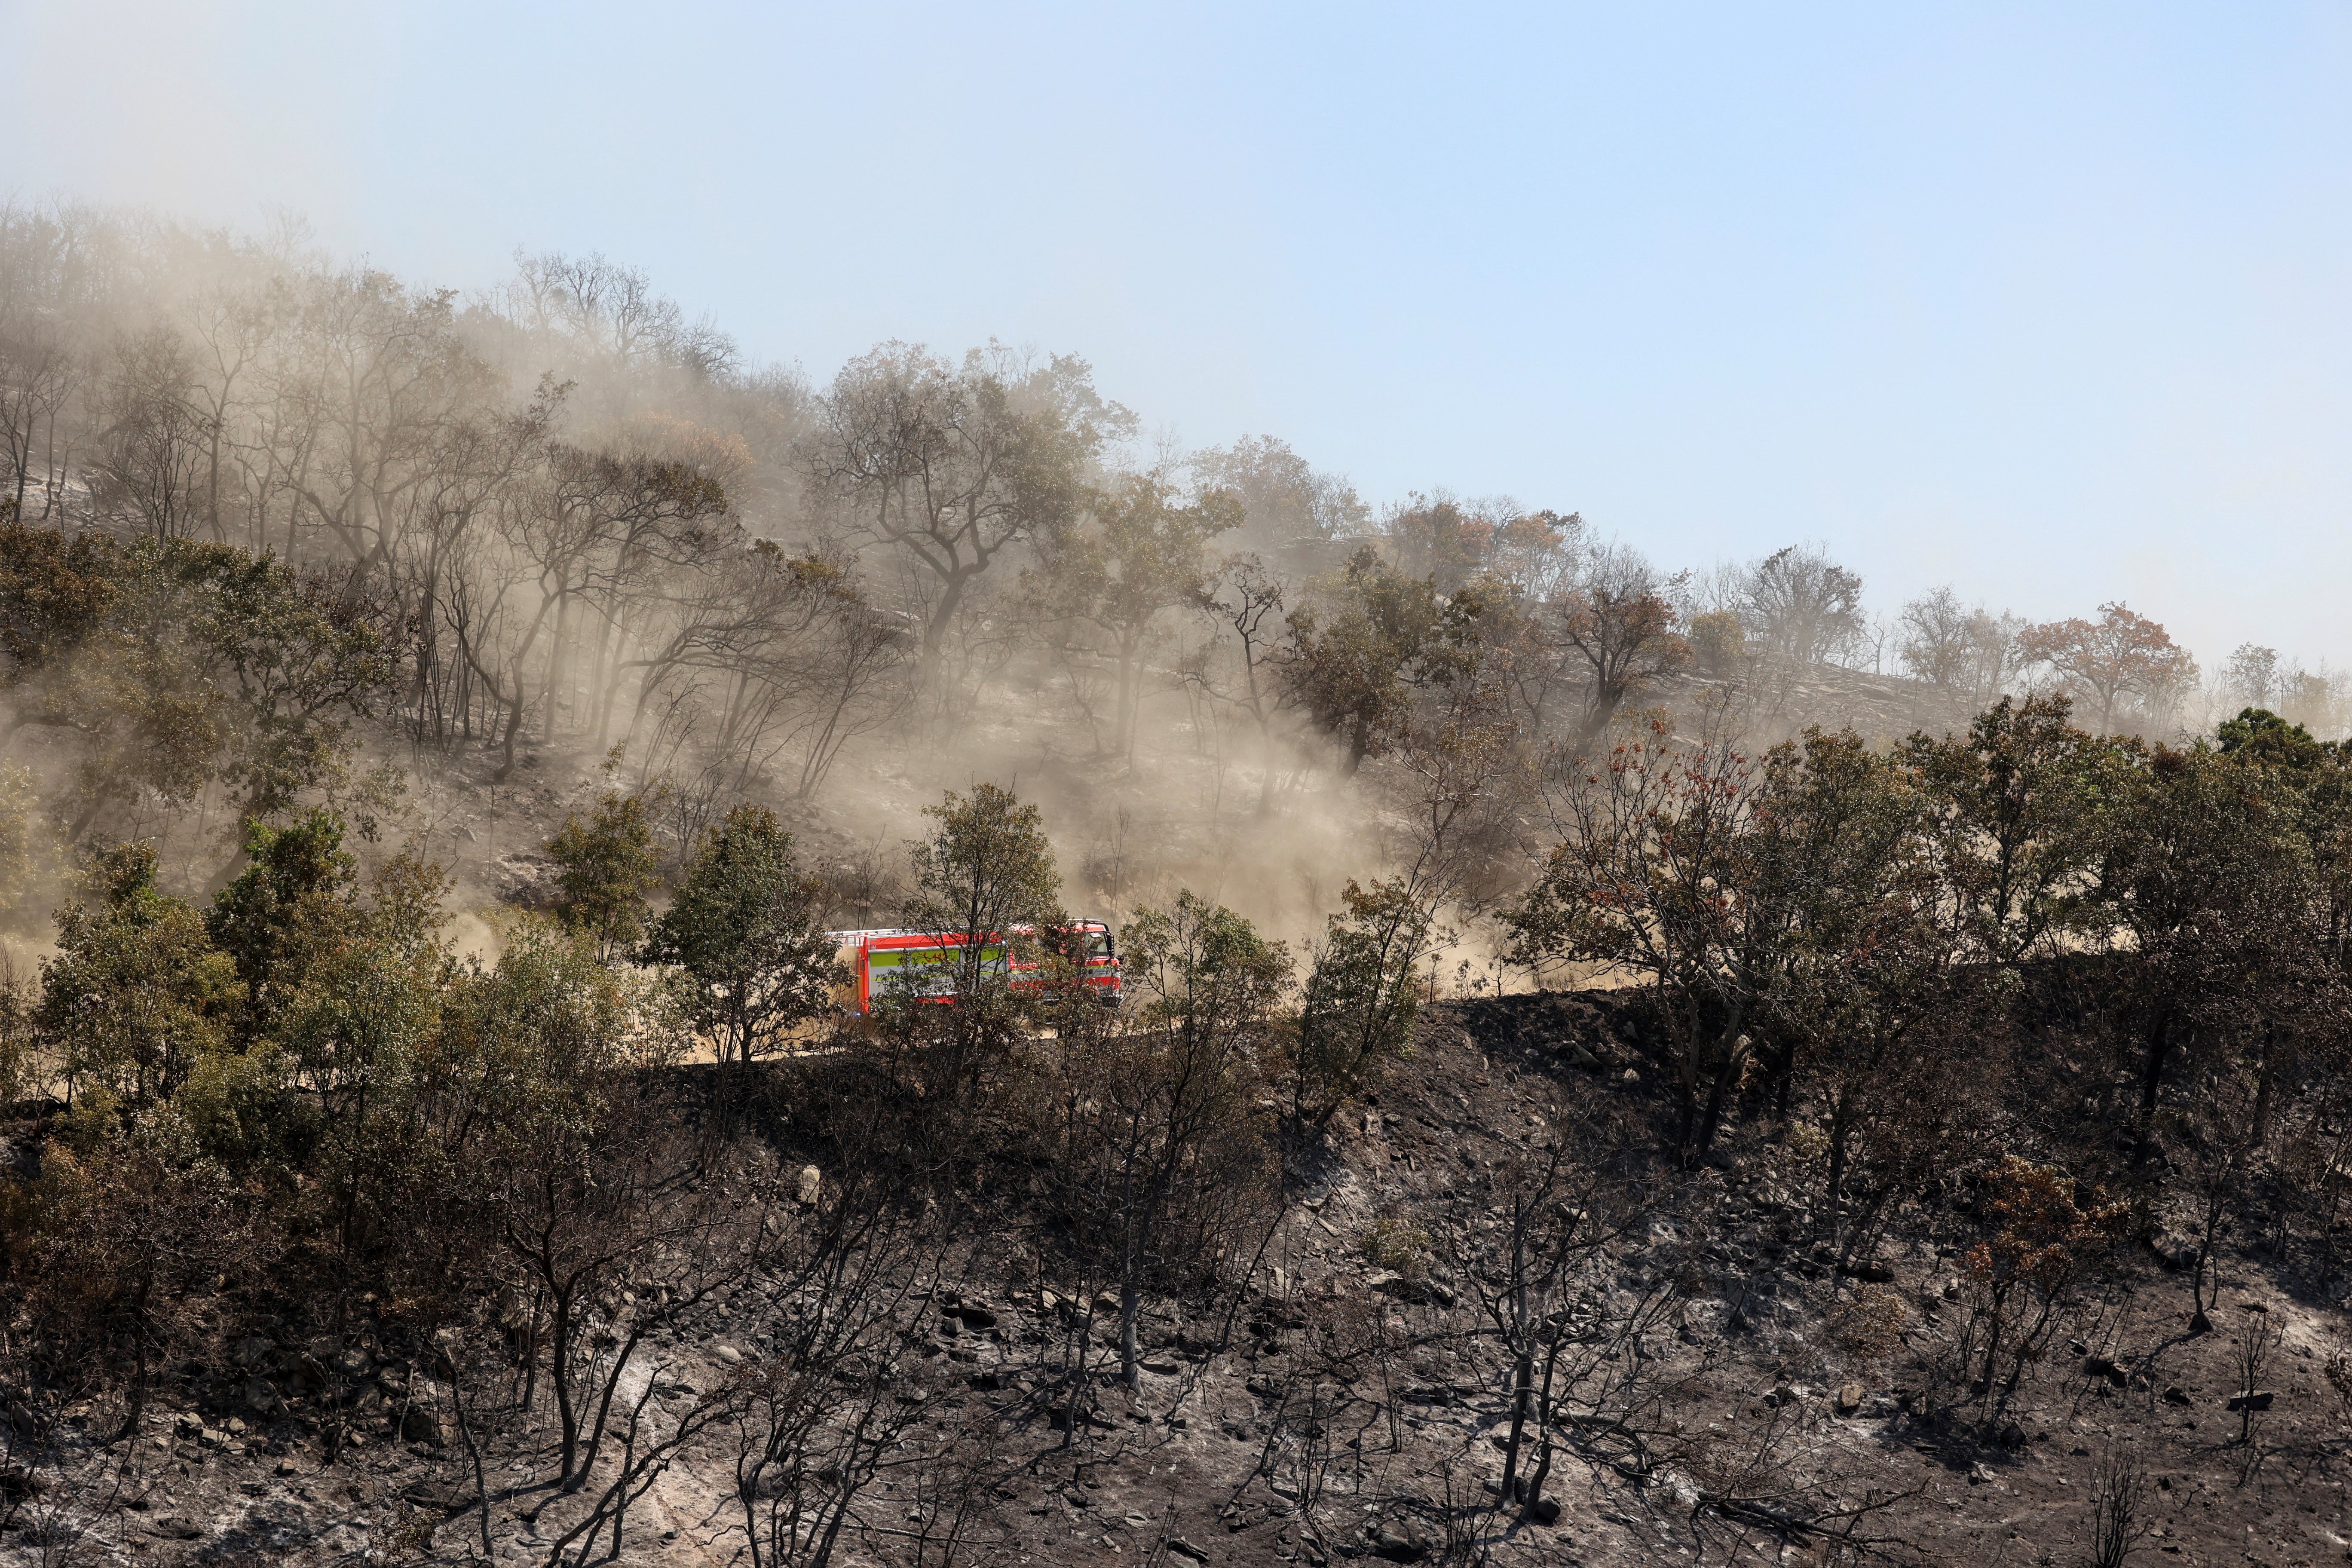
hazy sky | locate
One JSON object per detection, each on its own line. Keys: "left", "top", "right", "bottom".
{"left": 10, "top": 1, "right": 2352, "bottom": 669}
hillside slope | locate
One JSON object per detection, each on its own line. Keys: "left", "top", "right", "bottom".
{"left": 6, "top": 989, "right": 2342, "bottom": 1568}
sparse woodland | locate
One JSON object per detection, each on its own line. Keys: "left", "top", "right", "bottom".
{"left": 4, "top": 200, "right": 2352, "bottom": 1566}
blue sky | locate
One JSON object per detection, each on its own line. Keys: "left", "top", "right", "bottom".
{"left": 11, "top": 1, "right": 2352, "bottom": 671}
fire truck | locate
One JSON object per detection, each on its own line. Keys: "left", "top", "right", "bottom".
{"left": 824, "top": 921, "right": 1121, "bottom": 1015}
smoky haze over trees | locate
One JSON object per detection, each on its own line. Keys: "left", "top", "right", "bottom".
{"left": 2, "top": 199, "right": 2341, "bottom": 900}
{"left": 6, "top": 197, "right": 2352, "bottom": 1565}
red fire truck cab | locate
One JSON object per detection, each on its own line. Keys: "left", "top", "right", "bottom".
{"left": 824, "top": 921, "right": 1121, "bottom": 1015}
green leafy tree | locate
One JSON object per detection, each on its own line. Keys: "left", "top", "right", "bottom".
{"left": 0, "top": 972, "right": 31, "bottom": 1109}
{"left": 642, "top": 804, "right": 840, "bottom": 1067}
{"left": 22, "top": 1102, "right": 252, "bottom": 1440}
{"left": 434, "top": 915, "right": 696, "bottom": 1491}
{"left": 0, "top": 528, "right": 391, "bottom": 844}
{"left": 1123, "top": 890, "right": 1294, "bottom": 1045}
{"left": 1282, "top": 548, "right": 1483, "bottom": 775}
{"left": 38, "top": 843, "right": 239, "bottom": 1102}
{"left": 1509, "top": 723, "right": 1934, "bottom": 1170}
{"left": 868, "top": 784, "right": 1066, "bottom": 1106}
{"left": 262, "top": 856, "right": 456, "bottom": 1408}
{"left": 2217, "top": 706, "right": 2329, "bottom": 771}
{"left": 1900, "top": 695, "right": 2125, "bottom": 968}
{"left": 0, "top": 518, "right": 122, "bottom": 686}
{"left": 1737, "top": 732, "right": 1963, "bottom": 1245}
{"left": 545, "top": 789, "right": 662, "bottom": 959}
{"left": 2102, "top": 743, "right": 2314, "bottom": 1157}
{"left": 1292, "top": 877, "right": 1435, "bottom": 1128}
{"left": 184, "top": 848, "right": 454, "bottom": 1176}
{"left": 2216, "top": 707, "right": 2352, "bottom": 1002}
{"left": 1743, "top": 728, "right": 1932, "bottom": 1115}
{"left": 1039, "top": 892, "right": 1289, "bottom": 1387}
{"left": 1507, "top": 725, "right": 1764, "bottom": 1167}
{"left": 903, "top": 783, "right": 1062, "bottom": 995}
{"left": 208, "top": 808, "right": 362, "bottom": 1038}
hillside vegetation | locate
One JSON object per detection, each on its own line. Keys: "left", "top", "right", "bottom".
{"left": 3, "top": 202, "right": 2352, "bottom": 1567}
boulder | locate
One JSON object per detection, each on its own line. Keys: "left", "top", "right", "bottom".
{"left": 2225, "top": 1390, "right": 2275, "bottom": 1413}
{"left": 1834, "top": 1383, "right": 1863, "bottom": 1414}
{"left": 399, "top": 1408, "right": 445, "bottom": 1446}
{"left": 1372, "top": 1519, "right": 1433, "bottom": 1562}
{"left": 795, "top": 1166, "right": 823, "bottom": 1206}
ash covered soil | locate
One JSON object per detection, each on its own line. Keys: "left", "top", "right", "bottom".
{"left": 7, "top": 994, "right": 2345, "bottom": 1568}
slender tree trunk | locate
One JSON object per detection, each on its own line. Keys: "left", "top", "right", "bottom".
{"left": 2251, "top": 1023, "right": 2278, "bottom": 1146}
{"left": 1497, "top": 1228, "right": 1533, "bottom": 1504}
{"left": 2134, "top": 1001, "right": 2173, "bottom": 1163}
{"left": 449, "top": 1347, "right": 494, "bottom": 1561}
{"left": 1826, "top": 1090, "right": 1853, "bottom": 1250}
{"left": 919, "top": 564, "right": 976, "bottom": 679}
{"left": 551, "top": 1282, "right": 581, "bottom": 1487}
{"left": 1119, "top": 1273, "right": 1141, "bottom": 1390}
{"left": 542, "top": 589, "right": 572, "bottom": 738}
{"left": 588, "top": 609, "right": 620, "bottom": 747}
